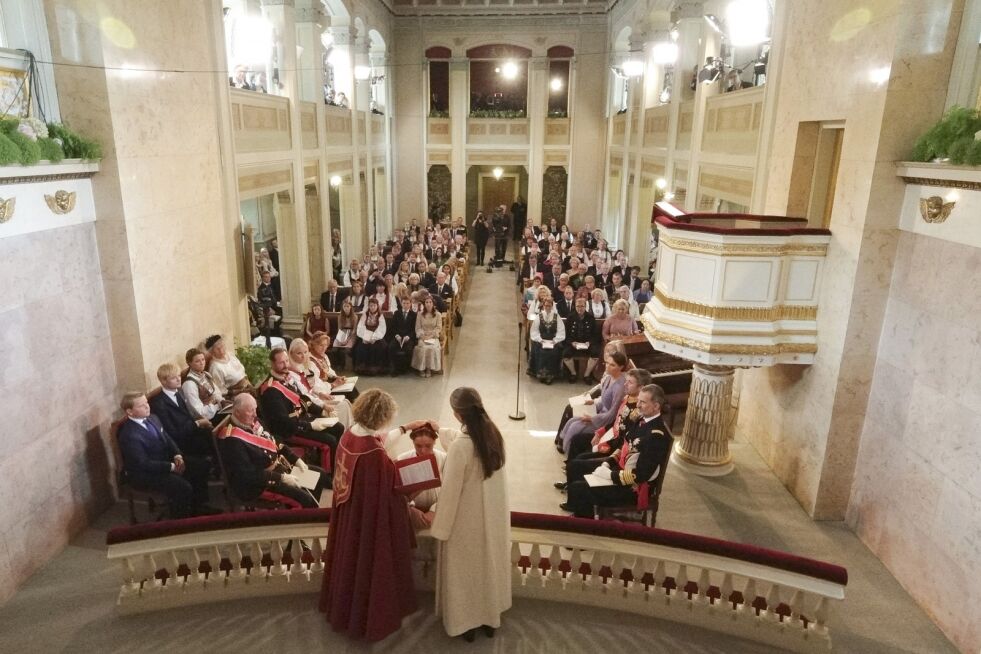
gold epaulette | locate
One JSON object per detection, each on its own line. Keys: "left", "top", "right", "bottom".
{"left": 619, "top": 469, "right": 636, "bottom": 486}
{"left": 651, "top": 429, "right": 665, "bottom": 436}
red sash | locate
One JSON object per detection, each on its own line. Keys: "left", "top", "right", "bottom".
{"left": 332, "top": 430, "right": 385, "bottom": 506}
{"left": 218, "top": 423, "right": 278, "bottom": 454}
{"left": 261, "top": 378, "right": 301, "bottom": 407}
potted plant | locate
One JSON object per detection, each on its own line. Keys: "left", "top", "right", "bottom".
{"left": 909, "top": 106, "right": 981, "bottom": 165}
{"left": 236, "top": 344, "right": 272, "bottom": 385}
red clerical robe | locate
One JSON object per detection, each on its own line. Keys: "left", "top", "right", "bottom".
{"left": 319, "top": 428, "right": 417, "bottom": 641}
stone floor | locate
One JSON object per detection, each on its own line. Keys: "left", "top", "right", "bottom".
{"left": 0, "top": 257, "right": 959, "bottom": 653}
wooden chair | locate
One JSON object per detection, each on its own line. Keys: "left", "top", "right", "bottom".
{"left": 111, "top": 419, "right": 169, "bottom": 525}
{"left": 594, "top": 437, "right": 674, "bottom": 528}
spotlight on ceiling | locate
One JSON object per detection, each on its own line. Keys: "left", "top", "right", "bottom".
{"left": 330, "top": 175, "right": 342, "bottom": 187}
{"left": 704, "top": 14, "right": 724, "bottom": 35}
{"left": 550, "top": 77, "right": 563, "bottom": 92}
{"left": 501, "top": 61, "right": 519, "bottom": 80}
{"left": 493, "top": 167, "right": 503, "bottom": 180}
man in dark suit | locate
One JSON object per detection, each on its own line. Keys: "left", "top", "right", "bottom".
{"left": 149, "top": 363, "right": 215, "bottom": 458}
{"left": 561, "top": 384, "right": 673, "bottom": 518}
{"left": 320, "top": 278, "right": 347, "bottom": 312}
{"left": 429, "top": 271, "right": 455, "bottom": 302}
{"left": 217, "top": 393, "right": 326, "bottom": 508}
{"left": 117, "top": 391, "right": 218, "bottom": 518}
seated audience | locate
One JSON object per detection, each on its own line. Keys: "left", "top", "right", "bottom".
{"left": 304, "top": 304, "right": 329, "bottom": 339}
{"left": 388, "top": 296, "right": 417, "bottom": 376}
{"left": 634, "top": 279, "right": 653, "bottom": 304}
{"left": 206, "top": 334, "right": 253, "bottom": 397}
{"left": 603, "top": 299, "right": 639, "bottom": 341}
{"left": 117, "top": 391, "right": 218, "bottom": 518}
{"left": 182, "top": 348, "right": 228, "bottom": 425}
{"left": 616, "top": 286, "right": 641, "bottom": 320}
{"left": 529, "top": 295, "right": 565, "bottom": 385}
{"left": 561, "top": 384, "right": 672, "bottom": 518}
{"left": 217, "top": 393, "right": 327, "bottom": 509}
{"left": 412, "top": 295, "right": 443, "bottom": 377}
{"left": 555, "top": 284, "right": 576, "bottom": 318}
{"left": 430, "top": 271, "right": 455, "bottom": 302}
{"left": 556, "top": 351, "right": 627, "bottom": 453}
{"left": 320, "top": 278, "right": 346, "bottom": 312}
{"left": 332, "top": 298, "right": 358, "bottom": 369}
{"left": 354, "top": 297, "right": 388, "bottom": 374}
{"left": 396, "top": 423, "right": 446, "bottom": 530}
{"left": 348, "top": 280, "right": 366, "bottom": 313}
{"left": 523, "top": 276, "right": 544, "bottom": 304}
{"left": 562, "top": 297, "right": 601, "bottom": 382}
{"left": 288, "top": 338, "right": 353, "bottom": 427}
{"left": 341, "top": 259, "right": 362, "bottom": 287}
{"left": 151, "top": 363, "right": 215, "bottom": 458}
{"left": 259, "top": 348, "right": 343, "bottom": 470}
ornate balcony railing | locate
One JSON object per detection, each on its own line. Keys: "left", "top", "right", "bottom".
{"left": 467, "top": 118, "right": 530, "bottom": 145}
{"left": 230, "top": 89, "right": 292, "bottom": 153}
{"left": 106, "top": 510, "right": 846, "bottom": 652}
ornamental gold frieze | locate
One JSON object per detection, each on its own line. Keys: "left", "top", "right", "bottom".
{"left": 899, "top": 176, "right": 981, "bottom": 192}
{"left": 642, "top": 323, "right": 818, "bottom": 356}
{"left": 653, "top": 288, "right": 818, "bottom": 322}
{"left": 659, "top": 233, "right": 828, "bottom": 257}
{"left": 652, "top": 312, "right": 817, "bottom": 337}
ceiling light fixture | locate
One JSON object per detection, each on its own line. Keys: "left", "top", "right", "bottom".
{"left": 655, "top": 177, "right": 668, "bottom": 190}
{"left": 726, "top": 0, "right": 770, "bottom": 46}
{"left": 493, "top": 167, "right": 503, "bottom": 180}
{"left": 550, "top": 77, "right": 563, "bottom": 92}
{"left": 621, "top": 59, "right": 645, "bottom": 77}
{"left": 330, "top": 175, "right": 342, "bottom": 187}
{"left": 501, "top": 61, "right": 519, "bottom": 80}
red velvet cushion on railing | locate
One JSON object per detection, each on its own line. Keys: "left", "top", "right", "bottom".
{"left": 106, "top": 509, "right": 846, "bottom": 586}
{"left": 510, "top": 512, "right": 847, "bottom": 586}
{"left": 106, "top": 508, "right": 332, "bottom": 545}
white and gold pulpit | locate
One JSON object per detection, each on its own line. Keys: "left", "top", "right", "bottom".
{"left": 642, "top": 202, "right": 831, "bottom": 475}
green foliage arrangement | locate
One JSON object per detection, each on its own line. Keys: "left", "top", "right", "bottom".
{"left": 37, "top": 137, "right": 65, "bottom": 163}
{"left": 236, "top": 344, "right": 272, "bottom": 385}
{"left": 6, "top": 129, "right": 41, "bottom": 165}
{"left": 428, "top": 110, "right": 449, "bottom": 118}
{"left": 47, "top": 123, "right": 102, "bottom": 160}
{"left": 469, "top": 109, "right": 527, "bottom": 119}
{"left": 0, "top": 133, "right": 21, "bottom": 165}
{"left": 910, "top": 106, "right": 981, "bottom": 165}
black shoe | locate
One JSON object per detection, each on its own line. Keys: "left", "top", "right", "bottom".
{"left": 559, "top": 502, "right": 573, "bottom": 512}
{"left": 553, "top": 481, "right": 567, "bottom": 491}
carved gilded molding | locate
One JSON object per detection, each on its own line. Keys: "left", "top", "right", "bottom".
{"left": 0, "top": 196, "right": 14, "bottom": 223}
{"left": 643, "top": 322, "right": 818, "bottom": 356}
{"left": 653, "top": 312, "right": 817, "bottom": 337}
{"left": 0, "top": 171, "right": 96, "bottom": 184}
{"left": 659, "top": 233, "right": 829, "bottom": 257}
{"left": 44, "top": 190, "right": 76, "bottom": 214}
{"left": 900, "top": 176, "right": 981, "bottom": 191}
{"left": 653, "top": 288, "right": 818, "bottom": 322}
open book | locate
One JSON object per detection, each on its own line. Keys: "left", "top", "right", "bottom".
{"left": 394, "top": 454, "right": 441, "bottom": 494}
{"left": 290, "top": 465, "right": 322, "bottom": 490}
{"left": 332, "top": 376, "right": 358, "bottom": 393}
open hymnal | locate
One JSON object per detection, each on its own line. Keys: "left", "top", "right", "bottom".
{"left": 542, "top": 340, "right": 555, "bottom": 350}
{"left": 569, "top": 394, "right": 596, "bottom": 419}
{"left": 572, "top": 341, "right": 589, "bottom": 351}
{"left": 291, "top": 465, "right": 321, "bottom": 490}
{"left": 311, "top": 417, "right": 339, "bottom": 431}
{"left": 584, "top": 463, "right": 615, "bottom": 488}
{"left": 332, "top": 376, "right": 358, "bottom": 393}
{"left": 394, "top": 454, "right": 441, "bottom": 494}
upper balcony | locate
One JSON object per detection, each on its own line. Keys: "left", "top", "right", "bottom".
{"left": 230, "top": 89, "right": 291, "bottom": 153}
{"left": 467, "top": 117, "right": 529, "bottom": 145}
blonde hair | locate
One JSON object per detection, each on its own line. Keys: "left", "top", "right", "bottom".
{"left": 156, "top": 362, "right": 181, "bottom": 382}
{"left": 351, "top": 389, "right": 398, "bottom": 430}
{"left": 612, "top": 298, "right": 630, "bottom": 313}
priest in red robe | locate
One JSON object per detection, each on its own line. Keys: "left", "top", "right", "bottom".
{"left": 319, "top": 388, "right": 425, "bottom": 641}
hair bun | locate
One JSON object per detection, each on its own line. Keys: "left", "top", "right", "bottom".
{"left": 204, "top": 334, "right": 223, "bottom": 350}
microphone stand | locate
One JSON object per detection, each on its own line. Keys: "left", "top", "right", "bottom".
{"left": 509, "top": 320, "right": 526, "bottom": 421}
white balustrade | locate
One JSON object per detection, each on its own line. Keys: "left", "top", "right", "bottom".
{"left": 107, "top": 515, "right": 845, "bottom": 652}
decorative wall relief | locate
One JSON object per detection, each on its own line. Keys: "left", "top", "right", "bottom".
{"left": 427, "top": 165, "right": 451, "bottom": 223}
{"left": 0, "top": 196, "right": 14, "bottom": 223}
{"left": 918, "top": 195, "right": 955, "bottom": 223}
{"left": 44, "top": 190, "right": 77, "bottom": 214}
{"left": 542, "top": 166, "right": 567, "bottom": 224}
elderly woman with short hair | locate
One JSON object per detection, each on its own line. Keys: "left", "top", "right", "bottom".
{"left": 206, "top": 334, "right": 252, "bottom": 397}
{"left": 602, "top": 298, "right": 638, "bottom": 341}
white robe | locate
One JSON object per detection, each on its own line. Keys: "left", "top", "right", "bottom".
{"left": 429, "top": 427, "right": 512, "bottom": 636}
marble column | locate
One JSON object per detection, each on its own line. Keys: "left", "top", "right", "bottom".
{"left": 448, "top": 59, "right": 469, "bottom": 220}
{"left": 674, "top": 364, "right": 735, "bottom": 476}
{"left": 526, "top": 58, "right": 547, "bottom": 223}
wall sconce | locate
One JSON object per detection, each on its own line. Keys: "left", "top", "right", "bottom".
{"left": 493, "top": 167, "right": 503, "bottom": 180}
{"left": 918, "top": 195, "right": 955, "bottom": 223}
{"left": 330, "top": 175, "right": 342, "bottom": 187}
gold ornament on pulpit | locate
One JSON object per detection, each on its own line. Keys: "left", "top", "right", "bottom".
{"left": 44, "top": 190, "right": 76, "bottom": 215}
{"left": 918, "top": 195, "right": 955, "bottom": 224}
{"left": 0, "top": 196, "right": 15, "bottom": 223}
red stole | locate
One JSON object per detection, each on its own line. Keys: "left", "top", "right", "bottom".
{"left": 332, "top": 430, "right": 384, "bottom": 506}
{"left": 218, "top": 423, "right": 278, "bottom": 453}
{"left": 261, "top": 378, "right": 301, "bottom": 407}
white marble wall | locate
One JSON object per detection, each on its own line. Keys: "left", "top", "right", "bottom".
{"left": 736, "top": 0, "right": 965, "bottom": 518}
{"left": 848, "top": 231, "right": 981, "bottom": 654}
{"left": 0, "top": 222, "right": 117, "bottom": 604}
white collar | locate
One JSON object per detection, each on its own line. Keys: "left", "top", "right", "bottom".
{"left": 162, "top": 387, "right": 179, "bottom": 399}
{"left": 350, "top": 423, "right": 378, "bottom": 437}
{"left": 128, "top": 416, "right": 147, "bottom": 426}
{"left": 642, "top": 412, "right": 661, "bottom": 424}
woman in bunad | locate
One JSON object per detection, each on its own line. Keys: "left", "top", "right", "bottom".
{"left": 331, "top": 298, "right": 359, "bottom": 370}
{"left": 308, "top": 331, "right": 360, "bottom": 402}
{"left": 525, "top": 284, "right": 552, "bottom": 319}
{"left": 528, "top": 295, "right": 565, "bottom": 385}
{"left": 429, "top": 387, "right": 510, "bottom": 642}
{"left": 371, "top": 278, "right": 395, "bottom": 313}
{"left": 588, "top": 288, "right": 611, "bottom": 320}
{"left": 304, "top": 303, "right": 329, "bottom": 340}
{"left": 396, "top": 260, "right": 412, "bottom": 285}
{"left": 288, "top": 337, "right": 352, "bottom": 427}
{"left": 411, "top": 294, "right": 443, "bottom": 377}
{"left": 387, "top": 295, "right": 417, "bottom": 376}
{"left": 182, "top": 347, "right": 229, "bottom": 426}
{"left": 611, "top": 249, "right": 629, "bottom": 277}
{"left": 348, "top": 280, "right": 367, "bottom": 314}
{"left": 205, "top": 334, "right": 253, "bottom": 397}
{"left": 558, "top": 223, "right": 574, "bottom": 247}
{"left": 354, "top": 297, "right": 389, "bottom": 375}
